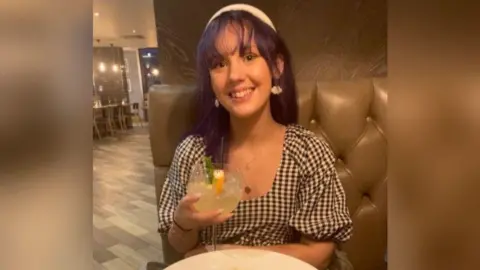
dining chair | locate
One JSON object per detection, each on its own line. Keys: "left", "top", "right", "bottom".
{"left": 93, "top": 109, "right": 102, "bottom": 139}
{"left": 103, "top": 106, "right": 117, "bottom": 136}
{"left": 121, "top": 102, "right": 144, "bottom": 128}
{"left": 130, "top": 102, "right": 144, "bottom": 127}
{"left": 115, "top": 105, "right": 127, "bottom": 131}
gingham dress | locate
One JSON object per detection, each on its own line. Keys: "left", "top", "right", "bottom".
{"left": 158, "top": 124, "right": 353, "bottom": 246}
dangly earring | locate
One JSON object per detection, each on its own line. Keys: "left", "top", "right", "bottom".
{"left": 271, "top": 85, "right": 283, "bottom": 95}
{"left": 214, "top": 98, "right": 220, "bottom": 108}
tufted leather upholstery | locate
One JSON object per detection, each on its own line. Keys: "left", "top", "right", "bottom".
{"left": 149, "top": 78, "right": 387, "bottom": 270}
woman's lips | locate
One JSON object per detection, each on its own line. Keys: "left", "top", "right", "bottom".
{"left": 228, "top": 87, "right": 255, "bottom": 103}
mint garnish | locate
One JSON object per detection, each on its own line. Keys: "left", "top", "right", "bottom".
{"left": 204, "top": 156, "right": 214, "bottom": 184}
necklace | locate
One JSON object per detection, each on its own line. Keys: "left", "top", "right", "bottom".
{"left": 239, "top": 155, "right": 255, "bottom": 195}
{"left": 243, "top": 154, "right": 257, "bottom": 171}
{"left": 232, "top": 125, "right": 285, "bottom": 196}
{"left": 234, "top": 146, "right": 264, "bottom": 195}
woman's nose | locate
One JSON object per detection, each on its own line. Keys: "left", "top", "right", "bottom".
{"left": 227, "top": 58, "right": 246, "bottom": 82}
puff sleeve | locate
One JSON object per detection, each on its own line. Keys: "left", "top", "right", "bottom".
{"left": 157, "top": 136, "right": 197, "bottom": 234}
{"left": 288, "top": 137, "right": 353, "bottom": 243}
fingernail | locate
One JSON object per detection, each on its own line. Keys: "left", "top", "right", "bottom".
{"left": 193, "top": 193, "right": 201, "bottom": 198}
{"left": 216, "top": 209, "right": 224, "bottom": 214}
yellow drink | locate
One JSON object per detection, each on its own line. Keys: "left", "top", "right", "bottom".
{"left": 187, "top": 162, "right": 242, "bottom": 213}
{"left": 187, "top": 181, "right": 241, "bottom": 213}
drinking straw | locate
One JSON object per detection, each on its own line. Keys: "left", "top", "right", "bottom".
{"left": 220, "top": 136, "right": 225, "bottom": 169}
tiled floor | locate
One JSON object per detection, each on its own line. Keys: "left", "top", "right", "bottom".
{"left": 93, "top": 127, "right": 163, "bottom": 270}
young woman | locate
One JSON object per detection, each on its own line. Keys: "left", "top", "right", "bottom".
{"left": 157, "top": 4, "right": 353, "bottom": 270}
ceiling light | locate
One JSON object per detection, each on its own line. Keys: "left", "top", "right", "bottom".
{"left": 94, "top": 12, "right": 100, "bottom": 17}
{"left": 132, "top": 30, "right": 136, "bottom": 33}
{"left": 98, "top": 62, "right": 106, "bottom": 72}
{"left": 112, "top": 64, "right": 119, "bottom": 72}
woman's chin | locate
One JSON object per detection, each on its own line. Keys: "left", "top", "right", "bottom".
{"left": 225, "top": 98, "right": 270, "bottom": 120}
{"left": 227, "top": 106, "right": 259, "bottom": 119}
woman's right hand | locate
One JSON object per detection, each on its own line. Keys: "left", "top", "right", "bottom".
{"left": 173, "top": 193, "right": 233, "bottom": 231}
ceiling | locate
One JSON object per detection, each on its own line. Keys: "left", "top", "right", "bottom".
{"left": 93, "top": 0, "right": 157, "bottom": 48}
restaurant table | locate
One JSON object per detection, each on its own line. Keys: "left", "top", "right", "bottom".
{"left": 164, "top": 249, "right": 316, "bottom": 270}
{"left": 93, "top": 103, "right": 134, "bottom": 131}
{"left": 93, "top": 103, "right": 131, "bottom": 109}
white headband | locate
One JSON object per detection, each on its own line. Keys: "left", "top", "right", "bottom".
{"left": 205, "top": 3, "right": 276, "bottom": 32}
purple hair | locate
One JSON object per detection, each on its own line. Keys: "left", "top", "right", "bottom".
{"left": 187, "top": 10, "right": 298, "bottom": 162}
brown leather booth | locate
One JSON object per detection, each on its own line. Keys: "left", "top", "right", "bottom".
{"left": 149, "top": 78, "right": 387, "bottom": 270}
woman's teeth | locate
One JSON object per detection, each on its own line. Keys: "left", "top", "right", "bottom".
{"left": 230, "top": 88, "right": 254, "bottom": 98}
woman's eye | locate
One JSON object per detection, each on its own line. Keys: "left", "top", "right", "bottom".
{"left": 212, "top": 60, "right": 227, "bottom": 69}
{"left": 244, "top": 53, "right": 257, "bottom": 61}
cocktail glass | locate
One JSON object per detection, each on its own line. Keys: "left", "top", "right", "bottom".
{"left": 187, "top": 160, "right": 243, "bottom": 251}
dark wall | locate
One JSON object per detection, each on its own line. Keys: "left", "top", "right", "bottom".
{"left": 153, "top": 0, "right": 386, "bottom": 84}
{"left": 93, "top": 47, "right": 129, "bottom": 104}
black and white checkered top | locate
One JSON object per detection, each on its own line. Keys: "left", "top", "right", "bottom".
{"left": 158, "top": 124, "right": 353, "bottom": 246}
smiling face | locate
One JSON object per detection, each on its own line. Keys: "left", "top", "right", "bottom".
{"left": 209, "top": 23, "right": 281, "bottom": 119}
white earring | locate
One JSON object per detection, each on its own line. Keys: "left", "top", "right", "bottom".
{"left": 271, "top": 85, "right": 283, "bottom": 95}
{"left": 214, "top": 99, "right": 220, "bottom": 107}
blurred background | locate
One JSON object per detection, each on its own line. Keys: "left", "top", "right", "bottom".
{"left": 92, "top": 0, "right": 159, "bottom": 134}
